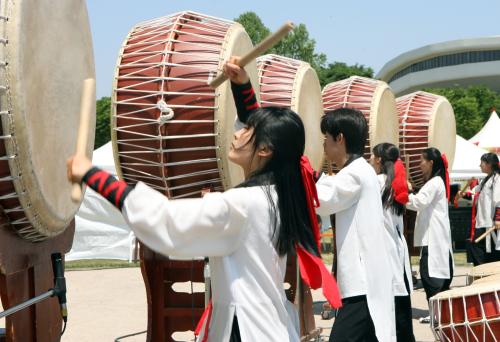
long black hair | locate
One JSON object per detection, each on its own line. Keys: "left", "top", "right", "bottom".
{"left": 320, "top": 107, "right": 368, "bottom": 167}
{"left": 236, "top": 107, "right": 319, "bottom": 257}
{"left": 422, "top": 147, "right": 447, "bottom": 186}
{"left": 373, "top": 143, "right": 404, "bottom": 216}
{"left": 479, "top": 153, "right": 500, "bottom": 191}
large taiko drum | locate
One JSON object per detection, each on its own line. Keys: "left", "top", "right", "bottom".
{"left": 257, "top": 54, "right": 324, "bottom": 170}
{"left": 0, "top": 0, "right": 95, "bottom": 242}
{"left": 430, "top": 282, "right": 500, "bottom": 341}
{"left": 112, "top": 11, "right": 259, "bottom": 198}
{"left": 467, "top": 261, "right": 500, "bottom": 285}
{"left": 397, "top": 91, "right": 456, "bottom": 188}
{"left": 322, "top": 76, "right": 399, "bottom": 161}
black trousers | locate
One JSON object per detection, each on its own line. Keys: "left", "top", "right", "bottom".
{"left": 394, "top": 273, "right": 415, "bottom": 342}
{"left": 229, "top": 315, "right": 241, "bottom": 342}
{"left": 419, "top": 246, "right": 453, "bottom": 301}
{"left": 467, "top": 228, "right": 500, "bottom": 266}
{"left": 329, "top": 295, "right": 378, "bottom": 342}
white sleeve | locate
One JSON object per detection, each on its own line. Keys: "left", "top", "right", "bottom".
{"left": 406, "top": 178, "right": 437, "bottom": 211}
{"left": 315, "top": 172, "right": 362, "bottom": 216}
{"left": 122, "top": 183, "right": 248, "bottom": 258}
{"left": 494, "top": 175, "right": 500, "bottom": 213}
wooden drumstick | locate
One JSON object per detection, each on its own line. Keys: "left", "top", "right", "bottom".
{"left": 208, "top": 21, "right": 294, "bottom": 88}
{"left": 474, "top": 226, "right": 497, "bottom": 243}
{"left": 71, "top": 78, "right": 96, "bottom": 203}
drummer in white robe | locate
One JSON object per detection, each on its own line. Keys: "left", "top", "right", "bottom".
{"left": 67, "top": 58, "right": 341, "bottom": 342}
{"left": 459, "top": 152, "right": 500, "bottom": 265}
{"left": 370, "top": 143, "right": 415, "bottom": 342}
{"left": 406, "top": 147, "right": 454, "bottom": 323}
{"left": 316, "top": 108, "right": 396, "bottom": 342}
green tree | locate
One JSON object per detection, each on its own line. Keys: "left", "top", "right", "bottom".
{"left": 272, "top": 24, "right": 327, "bottom": 70}
{"left": 465, "top": 86, "right": 500, "bottom": 123}
{"left": 235, "top": 12, "right": 372, "bottom": 87}
{"left": 94, "top": 96, "right": 111, "bottom": 149}
{"left": 234, "top": 12, "right": 270, "bottom": 47}
{"left": 317, "top": 62, "right": 374, "bottom": 87}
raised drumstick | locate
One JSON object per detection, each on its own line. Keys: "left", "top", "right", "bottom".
{"left": 71, "top": 78, "right": 96, "bottom": 203}
{"left": 208, "top": 21, "right": 294, "bottom": 88}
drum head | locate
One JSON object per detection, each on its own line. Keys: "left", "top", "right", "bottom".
{"left": 370, "top": 85, "right": 399, "bottom": 148}
{"left": 293, "top": 65, "right": 324, "bottom": 170}
{"left": 2, "top": 0, "right": 95, "bottom": 239}
{"left": 470, "top": 261, "right": 500, "bottom": 279}
{"left": 473, "top": 273, "right": 500, "bottom": 285}
{"left": 429, "top": 97, "right": 456, "bottom": 169}
{"left": 215, "top": 23, "right": 258, "bottom": 189}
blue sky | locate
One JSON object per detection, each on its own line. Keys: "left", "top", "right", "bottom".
{"left": 88, "top": 0, "right": 500, "bottom": 98}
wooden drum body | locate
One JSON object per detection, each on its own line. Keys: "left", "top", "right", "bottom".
{"left": 112, "top": 11, "right": 259, "bottom": 198}
{"left": 257, "top": 54, "right": 324, "bottom": 170}
{"left": 322, "top": 76, "right": 399, "bottom": 161}
{"left": 0, "top": 0, "right": 95, "bottom": 241}
{"left": 397, "top": 91, "right": 456, "bottom": 188}
{"left": 430, "top": 283, "right": 500, "bottom": 341}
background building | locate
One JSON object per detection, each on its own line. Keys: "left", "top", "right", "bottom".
{"left": 377, "top": 36, "right": 500, "bottom": 96}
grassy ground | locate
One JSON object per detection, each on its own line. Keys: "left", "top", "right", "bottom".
{"left": 65, "top": 252, "right": 468, "bottom": 270}
{"left": 65, "top": 259, "right": 139, "bottom": 270}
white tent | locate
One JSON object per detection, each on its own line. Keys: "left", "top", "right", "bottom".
{"left": 450, "top": 135, "right": 488, "bottom": 180}
{"left": 66, "top": 142, "right": 136, "bottom": 261}
{"left": 469, "top": 110, "right": 500, "bottom": 154}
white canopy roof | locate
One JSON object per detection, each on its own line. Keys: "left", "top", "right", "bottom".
{"left": 469, "top": 111, "right": 500, "bottom": 153}
{"left": 450, "top": 135, "right": 488, "bottom": 180}
{"left": 67, "top": 141, "right": 135, "bottom": 261}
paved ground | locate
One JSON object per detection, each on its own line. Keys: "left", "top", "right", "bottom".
{"left": 0, "top": 265, "right": 471, "bottom": 341}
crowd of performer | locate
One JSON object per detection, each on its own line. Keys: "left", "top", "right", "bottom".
{"left": 67, "top": 56, "right": 500, "bottom": 341}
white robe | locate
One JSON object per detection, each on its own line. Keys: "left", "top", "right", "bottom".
{"left": 406, "top": 176, "right": 454, "bottom": 279}
{"left": 316, "top": 158, "right": 396, "bottom": 342}
{"left": 470, "top": 174, "right": 500, "bottom": 250}
{"left": 377, "top": 174, "right": 413, "bottom": 296}
{"left": 122, "top": 182, "right": 300, "bottom": 342}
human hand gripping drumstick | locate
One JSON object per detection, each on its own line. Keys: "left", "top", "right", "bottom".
{"left": 208, "top": 21, "right": 294, "bottom": 88}
{"left": 70, "top": 78, "right": 95, "bottom": 202}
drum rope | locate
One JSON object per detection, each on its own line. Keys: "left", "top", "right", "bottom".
{"left": 114, "top": 11, "right": 235, "bottom": 196}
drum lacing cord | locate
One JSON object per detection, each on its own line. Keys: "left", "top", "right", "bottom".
{"left": 433, "top": 291, "right": 500, "bottom": 342}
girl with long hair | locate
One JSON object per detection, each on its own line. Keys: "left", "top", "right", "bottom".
{"left": 67, "top": 58, "right": 340, "bottom": 342}
{"left": 370, "top": 143, "right": 415, "bottom": 342}
{"left": 406, "top": 147, "right": 454, "bottom": 322}
{"left": 460, "top": 152, "right": 500, "bottom": 264}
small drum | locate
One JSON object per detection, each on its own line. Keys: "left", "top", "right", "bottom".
{"left": 0, "top": 0, "right": 95, "bottom": 241}
{"left": 322, "top": 76, "right": 399, "bottom": 160}
{"left": 257, "top": 54, "right": 323, "bottom": 169}
{"left": 397, "top": 91, "right": 456, "bottom": 188}
{"left": 467, "top": 261, "right": 500, "bottom": 285}
{"left": 430, "top": 283, "right": 500, "bottom": 341}
{"left": 112, "top": 11, "right": 259, "bottom": 198}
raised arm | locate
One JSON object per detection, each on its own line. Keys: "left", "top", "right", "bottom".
{"left": 406, "top": 177, "right": 439, "bottom": 211}
{"left": 315, "top": 171, "right": 362, "bottom": 215}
